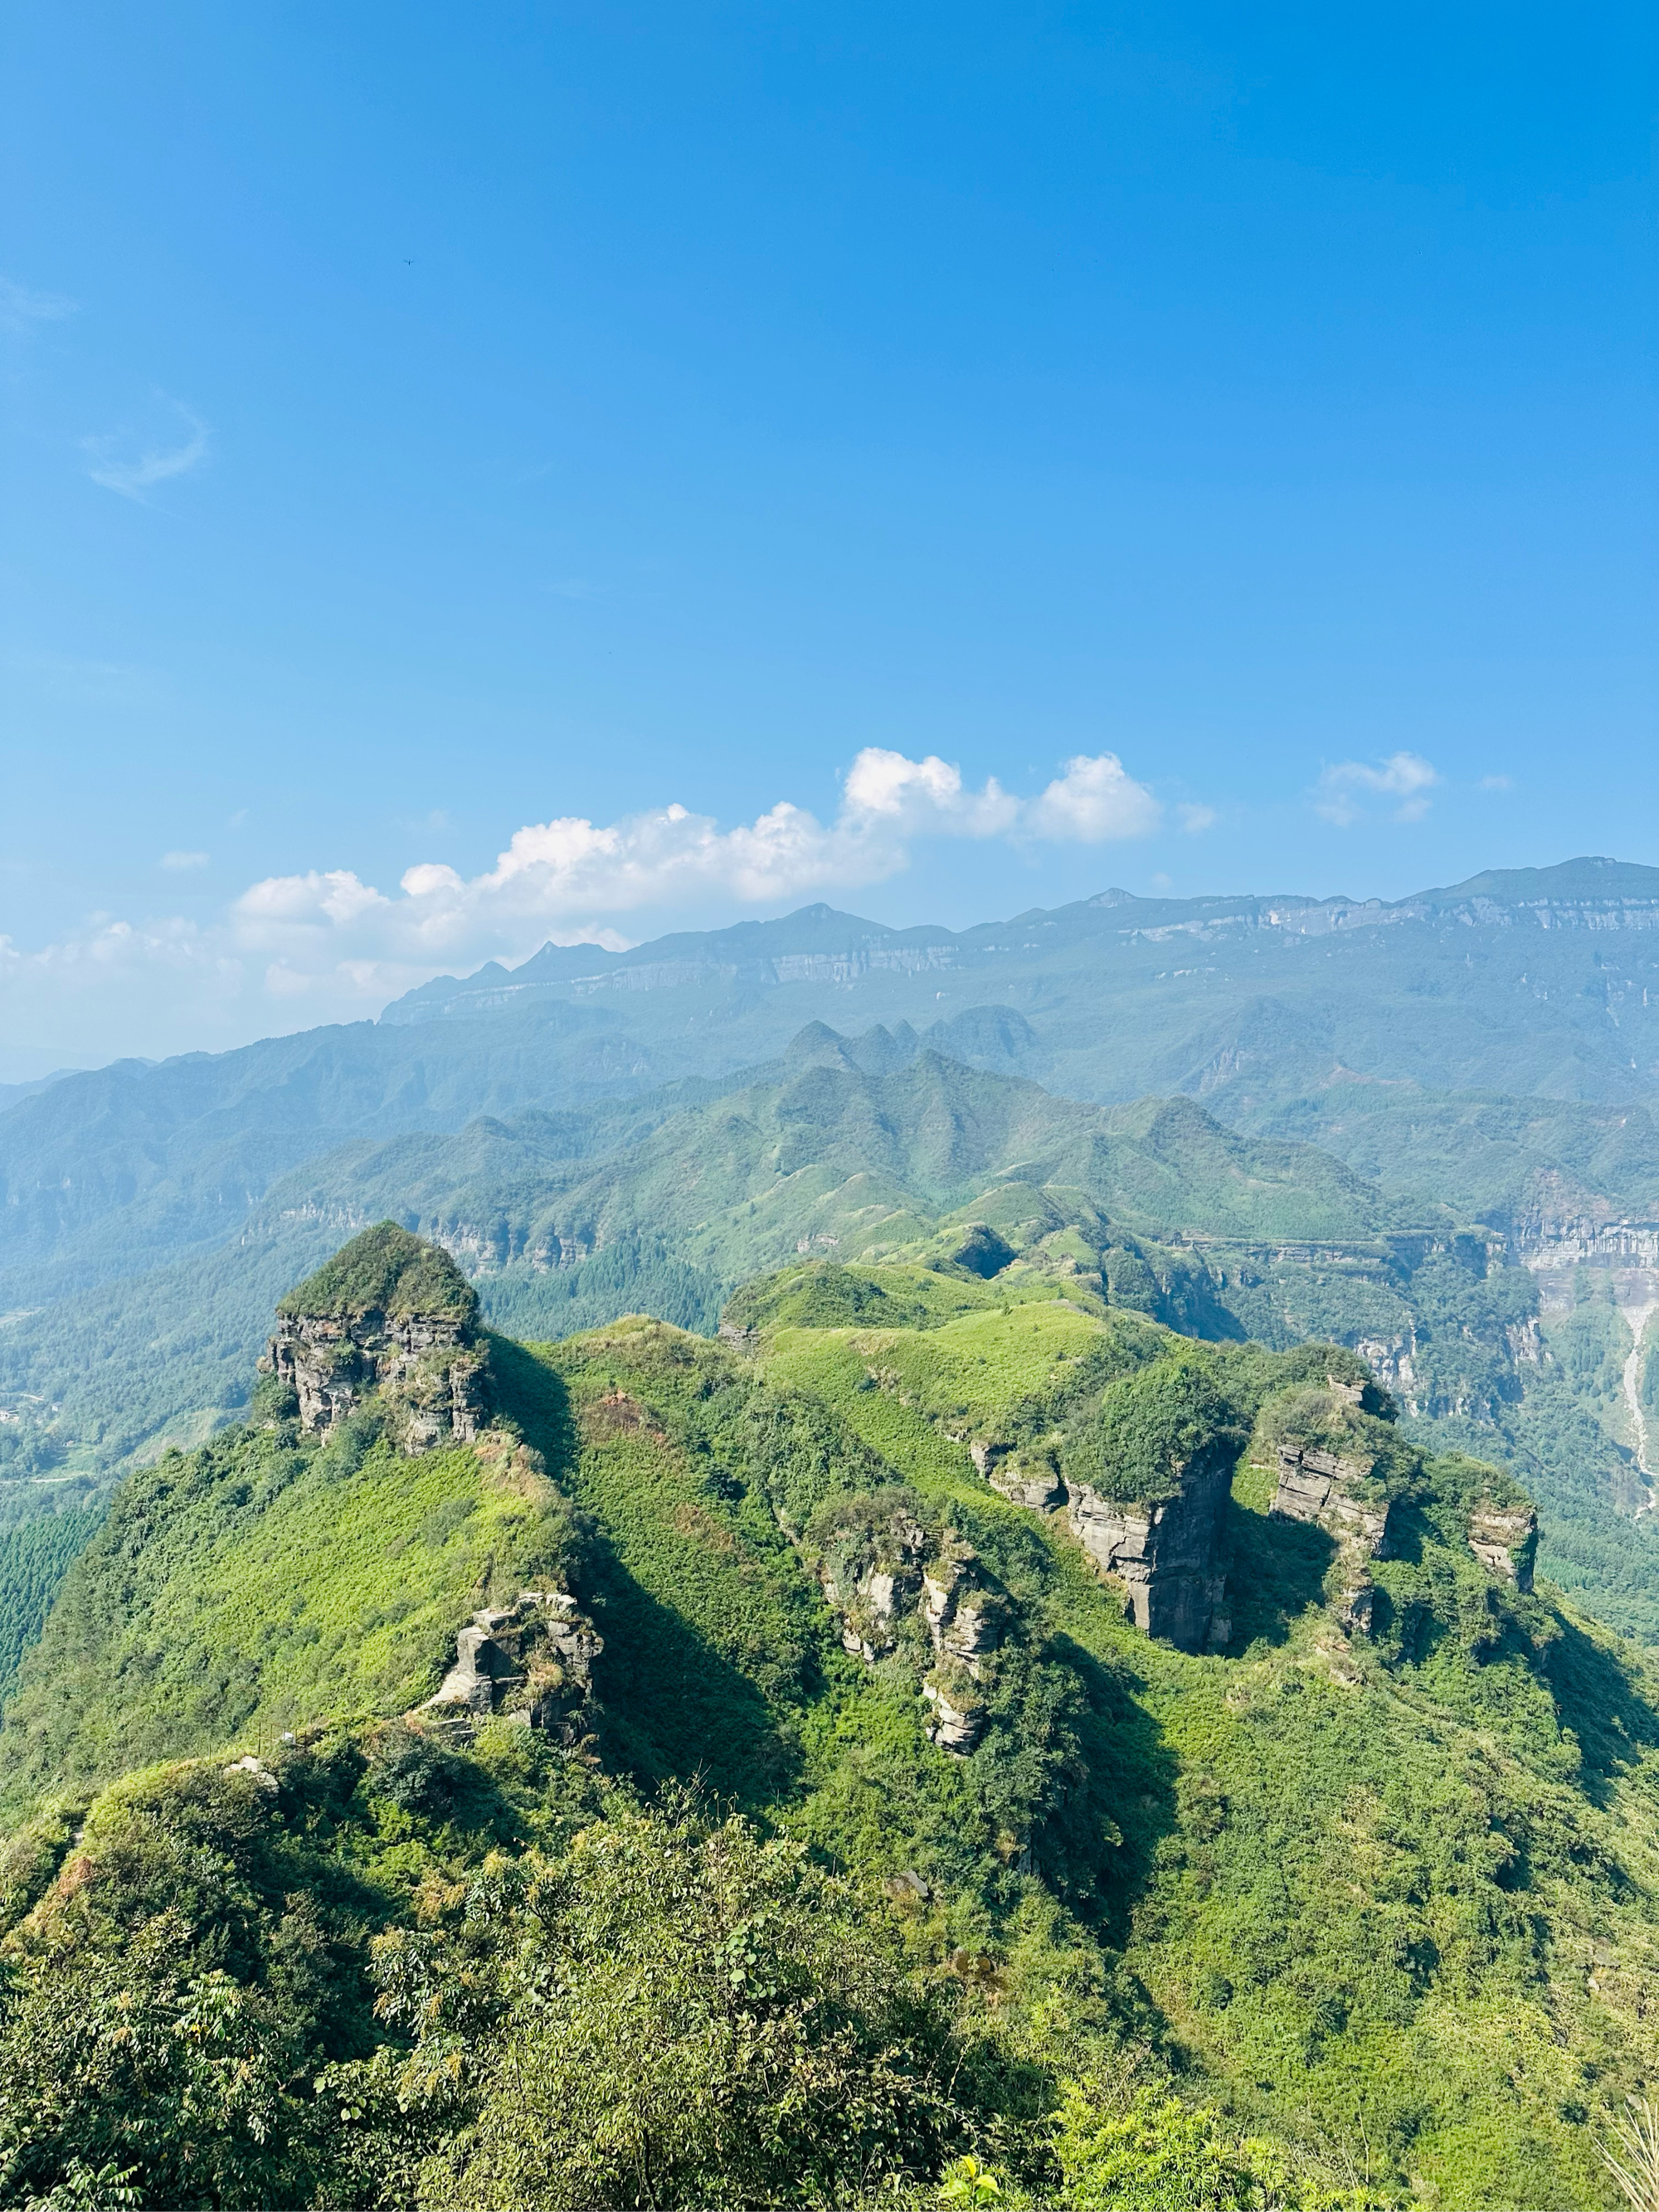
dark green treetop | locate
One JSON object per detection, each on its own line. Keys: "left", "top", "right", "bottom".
{"left": 275, "top": 1222, "right": 479, "bottom": 1325}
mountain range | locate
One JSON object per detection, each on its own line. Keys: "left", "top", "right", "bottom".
{"left": 2, "top": 856, "right": 1659, "bottom": 2205}
{"left": 1, "top": 855, "right": 1657, "bottom": 1643}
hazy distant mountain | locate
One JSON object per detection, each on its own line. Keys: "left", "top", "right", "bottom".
{"left": 5, "top": 857, "right": 1656, "bottom": 1315}
{"left": 2, "top": 856, "right": 1657, "bottom": 1646}
{"left": 380, "top": 857, "right": 1659, "bottom": 1133}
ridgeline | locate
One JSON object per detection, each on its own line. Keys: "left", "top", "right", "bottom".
{"left": 0, "top": 1227, "right": 1654, "bottom": 2207}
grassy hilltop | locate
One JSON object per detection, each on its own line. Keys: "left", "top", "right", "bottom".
{"left": 1, "top": 1231, "right": 1657, "bottom": 2207}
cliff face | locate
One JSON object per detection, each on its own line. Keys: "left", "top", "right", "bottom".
{"left": 1468, "top": 1499, "right": 1539, "bottom": 1592}
{"left": 1064, "top": 1445, "right": 1233, "bottom": 1652}
{"left": 265, "top": 1308, "right": 489, "bottom": 1450}
{"left": 421, "top": 1589, "right": 602, "bottom": 1743}
{"left": 262, "top": 1220, "right": 490, "bottom": 1451}
{"left": 972, "top": 1432, "right": 1233, "bottom": 1654}
{"left": 814, "top": 1503, "right": 1002, "bottom": 1753}
{"left": 1271, "top": 1441, "right": 1399, "bottom": 1637}
{"left": 1271, "top": 1442, "right": 1398, "bottom": 1558}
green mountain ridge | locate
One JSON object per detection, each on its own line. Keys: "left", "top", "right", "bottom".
{"left": 6, "top": 858, "right": 1657, "bottom": 1315}
{"left": 2, "top": 1225, "right": 1657, "bottom": 2208}
{"left": 7, "top": 1023, "right": 1659, "bottom": 1649}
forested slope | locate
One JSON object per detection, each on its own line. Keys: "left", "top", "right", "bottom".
{"left": 2, "top": 1231, "right": 1657, "bottom": 2206}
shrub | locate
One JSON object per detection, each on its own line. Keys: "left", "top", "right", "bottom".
{"left": 1064, "top": 1355, "right": 1244, "bottom": 1504}
{"left": 1053, "top": 2082, "right": 1249, "bottom": 2210}
{"left": 382, "top": 1796, "right": 1003, "bottom": 2210}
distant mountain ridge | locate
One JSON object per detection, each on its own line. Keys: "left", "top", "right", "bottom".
{"left": 3, "top": 855, "right": 1658, "bottom": 1655}
{"left": 7, "top": 853, "right": 1648, "bottom": 1321}
{"left": 382, "top": 855, "right": 1659, "bottom": 1023}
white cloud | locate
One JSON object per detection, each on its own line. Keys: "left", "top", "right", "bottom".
{"left": 83, "top": 400, "right": 211, "bottom": 500}
{"left": 229, "top": 746, "right": 1166, "bottom": 990}
{"left": 0, "top": 276, "right": 76, "bottom": 334}
{"left": 1025, "top": 753, "right": 1163, "bottom": 841}
{"left": 0, "top": 744, "right": 1186, "bottom": 1064}
{"left": 1481, "top": 774, "right": 1514, "bottom": 792}
{"left": 841, "top": 747, "right": 1020, "bottom": 836}
{"left": 1177, "top": 803, "right": 1218, "bottom": 834}
{"left": 1314, "top": 751, "right": 1440, "bottom": 827}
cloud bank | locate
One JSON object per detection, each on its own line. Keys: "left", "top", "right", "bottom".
{"left": 235, "top": 746, "right": 1167, "bottom": 994}
{"left": 0, "top": 747, "right": 1178, "bottom": 1067}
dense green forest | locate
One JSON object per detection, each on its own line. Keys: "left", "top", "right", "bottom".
{"left": 0, "top": 1510, "right": 101, "bottom": 1704}
{"left": 2, "top": 1228, "right": 1658, "bottom": 2206}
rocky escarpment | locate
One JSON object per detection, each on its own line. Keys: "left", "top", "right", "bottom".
{"left": 1064, "top": 1448, "right": 1233, "bottom": 1651}
{"left": 815, "top": 1500, "right": 1002, "bottom": 1753}
{"left": 262, "top": 1221, "right": 490, "bottom": 1451}
{"left": 1467, "top": 1498, "right": 1538, "bottom": 1592}
{"left": 1272, "top": 1441, "right": 1399, "bottom": 1558}
{"left": 974, "top": 1435, "right": 1231, "bottom": 1652}
{"left": 420, "top": 1589, "right": 602, "bottom": 1743}
{"left": 1271, "top": 1440, "right": 1399, "bottom": 1637}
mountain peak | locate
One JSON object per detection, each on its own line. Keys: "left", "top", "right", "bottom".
{"left": 268, "top": 1224, "right": 488, "bottom": 1448}
{"left": 276, "top": 1221, "right": 478, "bottom": 1325}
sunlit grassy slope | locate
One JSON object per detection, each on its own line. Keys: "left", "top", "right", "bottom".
{"left": 0, "top": 1400, "right": 578, "bottom": 1803}
{"left": 7, "top": 1246, "right": 1659, "bottom": 2205}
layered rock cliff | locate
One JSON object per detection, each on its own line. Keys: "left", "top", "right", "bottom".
{"left": 421, "top": 1588, "right": 602, "bottom": 1743}
{"left": 1063, "top": 1451, "right": 1229, "bottom": 1649}
{"left": 1467, "top": 1496, "right": 1539, "bottom": 1592}
{"left": 813, "top": 1498, "right": 1002, "bottom": 1752}
{"left": 262, "top": 1220, "right": 490, "bottom": 1451}
{"left": 971, "top": 1354, "right": 1241, "bottom": 1653}
{"left": 1270, "top": 1438, "right": 1401, "bottom": 1639}
{"left": 1272, "top": 1441, "right": 1399, "bottom": 1559}
{"left": 972, "top": 1432, "right": 1233, "bottom": 1651}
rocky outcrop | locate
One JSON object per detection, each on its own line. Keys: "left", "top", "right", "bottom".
{"left": 1468, "top": 1500, "right": 1538, "bottom": 1592}
{"left": 919, "top": 1548, "right": 1001, "bottom": 1753}
{"left": 265, "top": 1308, "right": 489, "bottom": 1449}
{"left": 815, "top": 1506, "right": 1000, "bottom": 1753}
{"left": 971, "top": 1440, "right": 1063, "bottom": 1511}
{"left": 969, "top": 1433, "right": 1231, "bottom": 1651}
{"left": 1065, "top": 1450, "right": 1233, "bottom": 1651}
{"left": 262, "top": 1224, "right": 492, "bottom": 1453}
{"left": 1272, "top": 1443, "right": 1398, "bottom": 1558}
{"left": 420, "top": 1590, "right": 601, "bottom": 1743}
{"left": 819, "top": 1505, "right": 929, "bottom": 1663}
{"left": 1272, "top": 1443, "right": 1399, "bottom": 1640}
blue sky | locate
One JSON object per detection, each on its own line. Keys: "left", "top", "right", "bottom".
{"left": 2, "top": 1, "right": 1655, "bottom": 1075}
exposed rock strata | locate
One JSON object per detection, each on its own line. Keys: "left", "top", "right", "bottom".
{"left": 819, "top": 1508, "right": 928, "bottom": 1663}
{"left": 919, "top": 1548, "right": 1001, "bottom": 1752}
{"left": 969, "top": 1435, "right": 1232, "bottom": 1651}
{"left": 1271, "top": 1444, "right": 1397, "bottom": 1558}
{"left": 971, "top": 1440, "right": 1063, "bottom": 1511}
{"left": 264, "top": 1309, "right": 489, "bottom": 1451}
{"left": 1272, "top": 1443, "right": 1399, "bottom": 1640}
{"left": 815, "top": 1510, "right": 1000, "bottom": 1753}
{"left": 1065, "top": 1451, "right": 1233, "bottom": 1651}
{"left": 420, "top": 1590, "right": 601, "bottom": 1743}
{"left": 1467, "top": 1500, "right": 1538, "bottom": 1592}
